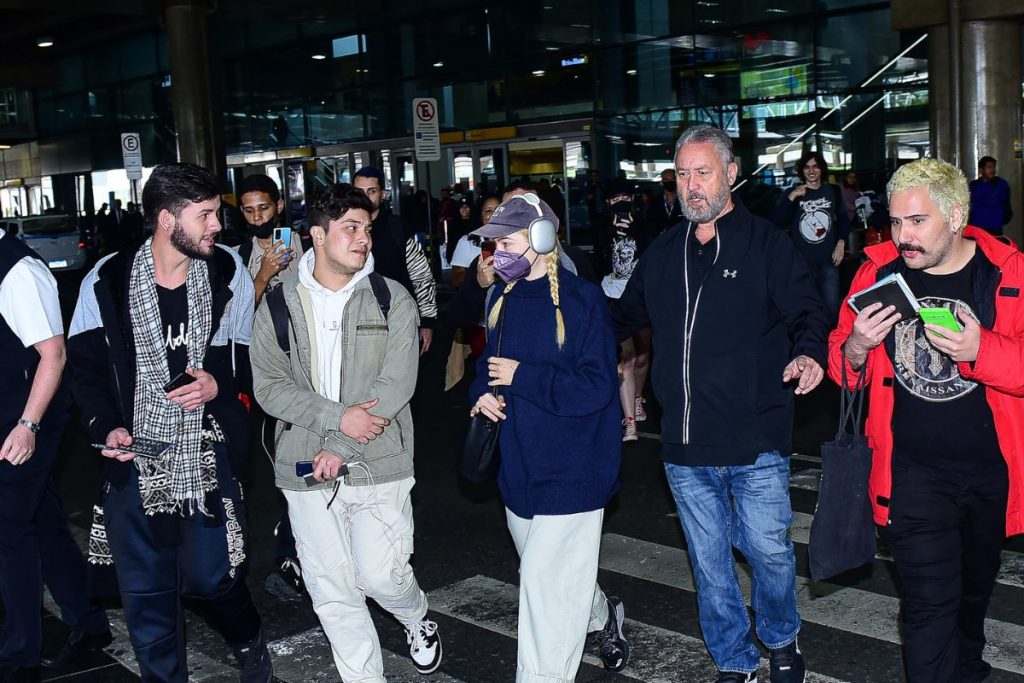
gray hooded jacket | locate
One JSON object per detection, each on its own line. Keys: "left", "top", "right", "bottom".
{"left": 250, "top": 254, "right": 419, "bottom": 491}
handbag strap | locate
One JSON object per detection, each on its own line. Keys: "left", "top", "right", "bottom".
{"left": 838, "top": 357, "right": 867, "bottom": 438}
{"left": 489, "top": 299, "right": 507, "bottom": 398}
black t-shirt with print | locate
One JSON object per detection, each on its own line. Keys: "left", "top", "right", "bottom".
{"left": 788, "top": 184, "right": 842, "bottom": 265}
{"left": 157, "top": 284, "right": 190, "bottom": 380}
{"left": 891, "top": 252, "right": 1003, "bottom": 478}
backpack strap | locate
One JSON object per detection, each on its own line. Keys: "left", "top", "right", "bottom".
{"left": 368, "top": 272, "right": 392, "bottom": 321}
{"left": 266, "top": 285, "right": 291, "bottom": 355}
{"left": 238, "top": 238, "right": 254, "bottom": 270}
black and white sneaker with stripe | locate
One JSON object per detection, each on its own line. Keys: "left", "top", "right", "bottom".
{"left": 716, "top": 671, "right": 756, "bottom": 683}
{"left": 405, "top": 619, "right": 443, "bottom": 675}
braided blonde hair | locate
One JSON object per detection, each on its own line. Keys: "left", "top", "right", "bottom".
{"left": 545, "top": 250, "right": 565, "bottom": 349}
{"left": 486, "top": 238, "right": 565, "bottom": 350}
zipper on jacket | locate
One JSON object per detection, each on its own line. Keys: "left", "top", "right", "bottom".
{"left": 680, "top": 220, "right": 722, "bottom": 443}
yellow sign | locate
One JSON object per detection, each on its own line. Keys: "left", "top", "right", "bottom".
{"left": 465, "top": 126, "right": 517, "bottom": 142}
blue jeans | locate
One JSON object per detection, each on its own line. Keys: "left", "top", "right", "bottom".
{"left": 664, "top": 451, "right": 800, "bottom": 673}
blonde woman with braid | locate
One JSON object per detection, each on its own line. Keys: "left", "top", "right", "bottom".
{"left": 468, "top": 194, "right": 630, "bottom": 682}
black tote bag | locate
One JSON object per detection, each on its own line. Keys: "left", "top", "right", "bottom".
{"left": 459, "top": 303, "right": 505, "bottom": 482}
{"left": 807, "top": 362, "right": 876, "bottom": 582}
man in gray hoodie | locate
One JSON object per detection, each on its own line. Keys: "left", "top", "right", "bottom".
{"left": 250, "top": 184, "right": 441, "bottom": 682}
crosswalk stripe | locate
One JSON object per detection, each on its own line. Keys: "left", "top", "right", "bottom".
{"left": 267, "top": 627, "right": 466, "bottom": 683}
{"left": 599, "top": 532, "right": 1024, "bottom": 675}
{"left": 788, "top": 510, "right": 1024, "bottom": 590}
{"left": 429, "top": 574, "right": 850, "bottom": 683}
{"left": 42, "top": 585, "right": 236, "bottom": 681}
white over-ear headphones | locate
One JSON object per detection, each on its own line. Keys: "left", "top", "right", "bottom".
{"left": 516, "top": 193, "right": 557, "bottom": 254}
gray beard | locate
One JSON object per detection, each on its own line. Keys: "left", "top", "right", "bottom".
{"left": 681, "top": 190, "right": 730, "bottom": 224}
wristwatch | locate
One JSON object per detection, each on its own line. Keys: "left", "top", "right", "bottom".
{"left": 17, "top": 418, "right": 40, "bottom": 434}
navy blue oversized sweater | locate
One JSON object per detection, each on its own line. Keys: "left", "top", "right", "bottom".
{"left": 469, "top": 268, "right": 621, "bottom": 519}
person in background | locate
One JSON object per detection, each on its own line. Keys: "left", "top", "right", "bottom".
{"left": 450, "top": 196, "right": 500, "bottom": 288}
{"left": 352, "top": 167, "right": 438, "bottom": 355}
{"left": 235, "top": 174, "right": 302, "bottom": 308}
{"left": 772, "top": 150, "right": 851, "bottom": 320}
{"left": 597, "top": 178, "right": 654, "bottom": 443}
{"left": 968, "top": 155, "right": 1013, "bottom": 236}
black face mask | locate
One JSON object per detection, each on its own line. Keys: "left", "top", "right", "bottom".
{"left": 247, "top": 218, "right": 276, "bottom": 240}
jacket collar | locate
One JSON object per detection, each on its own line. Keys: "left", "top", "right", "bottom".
{"left": 865, "top": 225, "right": 1016, "bottom": 269}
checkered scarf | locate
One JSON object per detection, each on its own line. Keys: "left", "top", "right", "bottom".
{"left": 129, "top": 239, "right": 216, "bottom": 515}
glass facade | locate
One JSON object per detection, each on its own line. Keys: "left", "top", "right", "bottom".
{"left": 10, "top": 0, "right": 930, "bottom": 241}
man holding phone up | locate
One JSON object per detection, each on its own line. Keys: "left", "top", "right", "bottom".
{"left": 829, "top": 158, "right": 1024, "bottom": 682}
{"left": 235, "top": 173, "right": 302, "bottom": 307}
{"left": 68, "top": 163, "right": 273, "bottom": 682}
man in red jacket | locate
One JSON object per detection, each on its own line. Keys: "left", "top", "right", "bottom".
{"left": 829, "top": 158, "right": 1024, "bottom": 682}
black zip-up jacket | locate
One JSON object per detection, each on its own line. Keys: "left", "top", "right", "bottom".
{"left": 611, "top": 196, "right": 829, "bottom": 462}
{"left": 67, "top": 241, "right": 254, "bottom": 485}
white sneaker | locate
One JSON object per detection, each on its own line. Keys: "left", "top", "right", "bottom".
{"left": 405, "top": 619, "right": 443, "bottom": 674}
{"left": 634, "top": 397, "right": 647, "bottom": 422}
{"left": 622, "top": 418, "right": 638, "bottom": 442}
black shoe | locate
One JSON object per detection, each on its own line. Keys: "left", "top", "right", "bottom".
{"left": 233, "top": 630, "right": 274, "bottom": 683}
{"left": 264, "top": 557, "right": 305, "bottom": 602}
{"left": 591, "top": 596, "right": 630, "bottom": 672}
{"left": 768, "top": 640, "right": 806, "bottom": 683}
{"left": 41, "top": 630, "right": 113, "bottom": 668}
{"left": 0, "top": 665, "right": 40, "bottom": 683}
{"left": 716, "top": 672, "right": 756, "bottom": 683}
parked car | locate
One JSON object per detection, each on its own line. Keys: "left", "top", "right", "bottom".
{"left": 2, "top": 215, "right": 88, "bottom": 271}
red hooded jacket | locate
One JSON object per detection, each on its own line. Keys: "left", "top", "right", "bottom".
{"left": 828, "top": 227, "right": 1024, "bottom": 536}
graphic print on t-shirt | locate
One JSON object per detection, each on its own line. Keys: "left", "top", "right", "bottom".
{"left": 893, "top": 296, "right": 978, "bottom": 402}
{"left": 157, "top": 284, "right": 190, "bottom": 379}
{"left": 798, "top": 197, "right": 833, "bottom": 244}
{"left": 610, "top": 232, "right": 638, "bottom": 280}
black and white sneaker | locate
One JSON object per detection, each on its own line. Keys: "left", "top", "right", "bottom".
{"left": 716, "top": 671, "right": 757, "bottom": 683}
{"left": 592, "top": 596, "right": 630, "bottom": 672}
{"left": 405, "top": 619, "right": 443, "bottom": 675}
{"left": 233, "top": 629, "right": 274, "bottom": 683}
{"left": 768, "top": 640, "right": 806, "bottom": 683}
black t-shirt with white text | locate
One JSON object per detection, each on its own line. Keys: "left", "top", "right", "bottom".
{"left": 157, "top": 284, "right": 190, "bottom": 380}
{"left": 891, "top": 251, "right": 1003, "bottom": 478}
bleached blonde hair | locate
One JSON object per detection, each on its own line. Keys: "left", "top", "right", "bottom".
{"left": 487, "top": 231, "right": 565, "bottom": 350}
{"left": 886, "top": 158, "right": 969, "bottom": 231}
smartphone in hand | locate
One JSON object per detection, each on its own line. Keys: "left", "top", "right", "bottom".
{"left": 273, "top": 226, "right": 292, "bottom": 248}
{"left": 163, "top": 371, "right": 196, "bottom": 393}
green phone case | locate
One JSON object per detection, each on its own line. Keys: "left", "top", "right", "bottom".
{"left": 918, "top": 307, "right": 962, "bottom": 333}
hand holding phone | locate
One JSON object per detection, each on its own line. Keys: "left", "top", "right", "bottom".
{"left": 164, "top": 371, "right": 197, "bottom": 394}
{"left": 273, "top": 227, "right": 292, "bottom": 249}
{"left": 481, "top": 240, "right": 496, "bottom": 260}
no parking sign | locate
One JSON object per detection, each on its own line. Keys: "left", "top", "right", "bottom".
{"left": 412, "top": 98, "right": 440, "bottom": 162}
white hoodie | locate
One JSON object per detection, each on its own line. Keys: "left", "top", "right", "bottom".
{"left": 297, "top": 248, "right": 375, "bottom": 402}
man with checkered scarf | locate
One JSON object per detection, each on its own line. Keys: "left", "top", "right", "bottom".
{"left": 68, "top": 163, "right": 272, "bottom": 683}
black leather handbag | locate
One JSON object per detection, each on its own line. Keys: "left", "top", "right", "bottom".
{"left": 808, "top": 361, "right": 876, "bottom": 582}
{"left": 459, "top": 302, "right": 506, "bottom": 482}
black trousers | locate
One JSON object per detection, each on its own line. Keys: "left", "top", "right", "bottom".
{"left": 0, "top": 423, "right": 109, "bottom": 668}
{"left": 880, "top": 460, "right": 1008, "bottom": 683}
{"left": 103, "top": 446, "right": 260, "bottom": 683}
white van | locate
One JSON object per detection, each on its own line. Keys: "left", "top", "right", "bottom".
{"left": 2, "top": 215, "right": 88, "bottom": 271}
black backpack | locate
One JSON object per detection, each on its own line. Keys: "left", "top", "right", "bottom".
{"left": 261, "top": 274, "right": 392, "bottom": 456}
{"left": 264, "top": 272, "right": 392, "bottom": 354}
